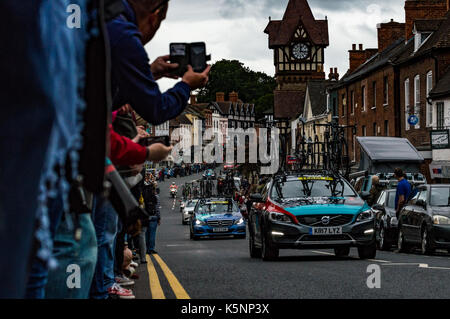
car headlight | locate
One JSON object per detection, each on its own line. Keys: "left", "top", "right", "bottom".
{"left": 356, "top": 209, "right": 375, "bottom": 222}
{"left": 433, "top": 215, "right": 450, "bottom": 225}
{"left": 234, "top": 218, "right": 245, "bottom": 225}
{"left": 268, "top": 212, "right": 292, "bottom": 224}
{"left": 195, "top": 219, "right": 205, "bottom": 226}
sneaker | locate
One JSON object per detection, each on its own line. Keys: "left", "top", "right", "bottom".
{"left": 108, "top": 284, "right": 135, "bottom": 299}
{"left": 115, "top": 275, "right": 135, "bottom": 287}
{"left": 130, "top": 261, "right": 139, "bottom": 268}
{"left": 130, "top": 272, "right": 140, "bottom": 280}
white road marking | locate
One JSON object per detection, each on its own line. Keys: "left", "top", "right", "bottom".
{"left": 419, "top": 264, "right": 450, "bottom": 270}
{"left": 382, "top": 263, "right": 422, "bottom": 266}
{"left": 381, "top": 263, "right": 450, "bottom": 270}
{"left": 311, "top": 250, "right": 334, "bottom": 256}
{"left": 368, "top": 259, "right": 390, "bottom": 263}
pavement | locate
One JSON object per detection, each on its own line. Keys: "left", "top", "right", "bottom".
{"left": 131, "top": 171, "right": 450, "bottom": 299}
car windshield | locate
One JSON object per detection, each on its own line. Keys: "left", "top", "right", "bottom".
{"left": 197, "top": 201, "right": 237, "bottom": 214}
{"left": 187, "top": 201, "right": 197, "bottom": 208}
{"left": 430, "top": 187, "right": 450, "bottom": 207}
{"left": 271, "top": 177, "right": 357, "bottom": 199}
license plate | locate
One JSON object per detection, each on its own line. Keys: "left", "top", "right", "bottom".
{"left": 213, "top": 227, "right": 229, "bottom": 233}
{"left": 310, "top": 227, "right": 342, "bottom": 235}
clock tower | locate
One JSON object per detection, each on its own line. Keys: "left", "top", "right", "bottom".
{"left": 264, "top": 0, "right": 329, "bottom": 119}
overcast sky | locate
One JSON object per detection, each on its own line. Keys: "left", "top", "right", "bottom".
{"left": 146, "top": 0, "right": 405, "bottom": 93}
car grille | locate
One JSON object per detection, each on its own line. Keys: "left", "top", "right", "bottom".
{"left": 297, "top": 214, "right": 354, "bottom": 226}
{"left": 207, "top": 220, "right": 234, "bottom": 227}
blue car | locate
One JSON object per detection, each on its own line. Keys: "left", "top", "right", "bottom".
{"left": 190, "top": 198, "right": 246, "bottom": 240}
{"left": 248, "top": 172, "right": 377, "bottom": 261}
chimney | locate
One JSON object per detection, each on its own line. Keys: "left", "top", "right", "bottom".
{"left": 405, "top": 0, "right": 447, "bottom": 41}
{"left": 377, "top": 20, "right": 405, "bottom": 52}
{"left": 216, "top": 92, "right": 225, "bottom": 102}
{"left": 190, "top": 94, "right": 197, "bottom": 105}
{"left": 328, "top": 67, "right": 340, "bottom": 81}
{"left": 349, "top": 44, "right": 366, "bottom": 73}
{"left": 229, "top": 91, "right": 239, "bottom": 103}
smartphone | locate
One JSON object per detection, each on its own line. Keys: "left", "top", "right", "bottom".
{"left": 169, "top": 43, "right": 189, "bottom": 77}
{"left": 189, "top": 42, "right": 208, "bottom": 73}
{"left": 139, "top": 136, "right": 171, "bottom": 147}
{"left": 169, "top": 42, "right": 210, "bottom": 77}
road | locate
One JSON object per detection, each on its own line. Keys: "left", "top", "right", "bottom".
{"left": 133, "top": 172, "right": 450, "bottom": 299}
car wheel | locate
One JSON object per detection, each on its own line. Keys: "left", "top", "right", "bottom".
{"left": 421, "top": 227, "right": 434, "bottom": 255}
{"left": 334, "top": 247, "right": 350, "bottom": 257}
{"left": 358, "top": 243, "right": 377, "bottom": 259}
{"left": 397, "top": 227, "right": 411, "bottom": 253}
{"left": 377, "top": 224, "right": 390, "bottom": 251}
{"left": 261, "top": 233, "right": 279, "bottom": 261}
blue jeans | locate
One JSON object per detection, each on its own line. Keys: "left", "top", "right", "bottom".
{"left": 146, "top": 218, "right": 159, "bottom": 252}
{"left": 45, "top": 213, "right": 97, "bottom": 299}
{"left": 89, "top": 196, "right": 118, "bottom": 299}
{"left": 0, "top": 1, "right": 56, "bottom": 299}
{"left": 25, "top": 193, "right": 65, "bottom": 299}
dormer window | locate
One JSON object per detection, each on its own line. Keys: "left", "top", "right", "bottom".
{"left": 414, "top": 30, "right": 432, "bottom": 52}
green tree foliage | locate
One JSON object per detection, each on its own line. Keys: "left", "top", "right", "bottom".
{"left": 197, "top": 59, "right": 276, "bottom": 117}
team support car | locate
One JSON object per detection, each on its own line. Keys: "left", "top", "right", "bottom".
{"left": 248, "top": 173, "right": 377, "bottom": 261}
{"left": 181, "top": 199, "right": 198, "bottom": 225}
{"left": 398, "top": 184, "right": 450, "bottom": 254}
{"left": 190, "top": 198, "right": 246, "bottom": 239}
{"left": 203, "top": 169, "right": 216, "bottom": 180}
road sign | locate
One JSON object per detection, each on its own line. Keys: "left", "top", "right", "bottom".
{"left": 408, "top": 115, "right": 419, "bottom": 126}
{"left": 430, "top": 130, "right": 450, "bottom": 149}
{"left": 286, "top": 155, "right": 299, "bottom": 165}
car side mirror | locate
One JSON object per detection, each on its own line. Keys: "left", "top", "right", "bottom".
{"left": 416, "top": 199, "right": 426, "bottom": 208}
{"left": 372, "top": 203, "right": 384, "bottom": 211}
{"left": 250, "top": 193, "right": 264, "bottom": 203}
{"left": 360, "top": 191, "right": 370, "bottom": 201}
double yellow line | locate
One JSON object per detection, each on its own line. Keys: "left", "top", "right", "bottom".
{"left": 145, "top": 254, "right": 190, "bottom": 299}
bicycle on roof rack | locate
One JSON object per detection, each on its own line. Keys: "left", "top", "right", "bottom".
{"left": 291, "top": 118, "right": 356, "bottom": 180}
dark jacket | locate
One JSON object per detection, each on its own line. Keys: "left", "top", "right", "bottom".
{"left": 107, "top": 0, "right": 191, "bottom": 125}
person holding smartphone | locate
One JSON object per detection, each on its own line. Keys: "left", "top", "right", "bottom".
{"left": 107, "top": 0, "right": 211, "bottom": 126}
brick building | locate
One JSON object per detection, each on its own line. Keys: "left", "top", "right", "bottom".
{"left": 331, "top": 0, "right": 450, "bottom": 180}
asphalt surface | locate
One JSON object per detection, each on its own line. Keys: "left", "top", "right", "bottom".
{"left": 132, "top": 171, "right": 450, "bottom": 299}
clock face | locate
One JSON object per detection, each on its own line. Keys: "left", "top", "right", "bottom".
{"left": 292, "top": 43, "right": 310, "bottom": 60}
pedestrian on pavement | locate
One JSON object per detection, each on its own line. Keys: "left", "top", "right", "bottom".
{"left": 367, "top": 175, "right": 383, "bottom": 207}
{"left": 145, "top": 183, "right": 161, "bottom": 254}
{"left": 394, "top": 168, "right": 411, "bottom": 218}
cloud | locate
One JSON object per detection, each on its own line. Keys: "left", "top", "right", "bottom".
{"left": 150, "top": 0, "right": 406, "bottom": 92}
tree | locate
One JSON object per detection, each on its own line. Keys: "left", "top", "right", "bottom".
{"left": 197, "top": 59, "right": 276, "bottom": 117}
